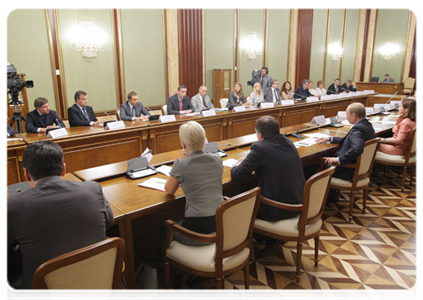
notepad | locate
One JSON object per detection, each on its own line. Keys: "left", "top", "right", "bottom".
{"left": 131, "top": 168, "right": 156, "bottom": 178}
{"left": 156, "top": 165, "right": 172, "bottom": 177}
{"left": 138, "top": 177, "right": 167, "bottom": 191}
{"left": 222, "top": 158, "right": 239, "bottom": 168}
{"left": 294, "top": 138, "right": 317, "bottom": 147}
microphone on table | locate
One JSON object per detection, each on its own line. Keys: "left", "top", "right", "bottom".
{"left": 284, "top": 125, "right": 312, "bottom": 139}
{"left": 385, "top": 91, "right": 399, "bottom": 104}
{"left": 293, "top": 92, "right": 307, "bottom": 101}
{"left": 55, "top": 118, "right": 61, "bottom": 128}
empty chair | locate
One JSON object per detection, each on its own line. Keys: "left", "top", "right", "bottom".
{"left": 163, "top": 187, "right": 261, "bottom": 289}
{"left": 33, "top": 237, "right": 125, "bottom": 289}
{"left": 403, "top": 77, "right": 416, "bottom": 95}
{"left": 254, "top": 167, "right": 335, "bottom": 282}
{"left": 220, "top": 98, "right": 228, "bottom": 109}
{"left": 162, "top": 104, "right": 168, "bottom": 115}
{"left": 116, "top": 110, "right": 121, "bottom": 120}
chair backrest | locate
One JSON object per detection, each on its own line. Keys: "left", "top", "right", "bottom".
{"left": 149, "top": 109, "right": 163, "bottom": 116}
{"left": 404, "top": 128, "right": 416, "bottom": 162}
{"left": 220, "top": 98, "right": 228, "bottom": 109}
{"left": 62, "top": 119, "right": 70, "bottom": 128}
{"left": 33, "top": 237, "right": 125, "bottom": 289}
{"left": 357, "top": 138, "right": 380, "bottom": 177}
{"left": 162, "top": 104, "right": 168, "bottom": 115}
{"left": 301, "top": 167, "right": 335, "bottom": 226}
{"left": 214, "top": 187, "right": 261, "bottom": 265}
{"left": 102, "top": 114, "right": 118, "bottom": 122}
{"left": 404, "top": 77, "right": 416, "bottom": 90}
{"left": 116, "top": 110, "right": 121, "bottom": 120}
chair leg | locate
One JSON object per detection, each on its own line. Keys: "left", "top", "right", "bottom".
{"left": 401, "top": 166, "right": 407, "bottom": 191}
{"left": 244, "top": 263, "right": 250, "bottom": 289}
{"left": 296, "top": 242, "right": 303, "bottom": 283}
{"left": 409, "top": 165, "right": 415, "bottom": 187}
{"left": 314, "top": 236, "right": 319, "bottom": 267}
{"left": 362, "top": 188, "right": 368, "bottom": 214}
{"left": 214, "top": 278, "right": 222, "bottom": 300}
{"left": 349, "top": 191, "right": 354, "bottom": 222}
{"left": 164, "top": 262, "right": 171, "bottom": 289}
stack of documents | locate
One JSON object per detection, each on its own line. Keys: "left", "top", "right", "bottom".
{"left": 156, "top": 165, "right": 172, "bottom": 176}
{"left": 294, "top": 138, "right": 318, "bottom": 148}
{"left": 138, "top": 177, "right": 167, "bottom": 192}
{"left": 222, "top": 158, "right": 239, "bottom": 168}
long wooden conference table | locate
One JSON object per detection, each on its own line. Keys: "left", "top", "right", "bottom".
{"left": 7, "top": 93, "right": 401, "bottom": 288}
{"left": 8, "top": 92, "right": 398, "bottom": 185}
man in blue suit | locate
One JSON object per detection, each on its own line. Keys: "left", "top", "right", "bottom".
{"left": 68, "top": 90, "right": 103, "bottom": 127}
{"left": 25, "top": 98, "right": 65, "bottom": 133}
{"left": 119, "top": 91, "right": 150, "bottom": 121}
{"left": 167, "top": 85, "right": 195, "bottom": 115}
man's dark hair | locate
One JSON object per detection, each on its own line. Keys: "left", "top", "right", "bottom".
{"left": 127, "top": 91, "right": 138, "bottom": 100}
{"left": 74, "top": 90, "right": 87, "bottom": 102}
{"left": 270, "top": 79, "right": 278, "bottom": 86}
{"left": 261, "top": 66, "right": 268, "bottom": 74}
{"left": 23, "top": 141, "right": 64, "bottom": 181}
{"left": 385, "top": 74, "right": 390, "bottom": 77}
{"left": 34, "top": 97, "right": 49, "bottom": 108}
{"left": 177, "top": 85, "right": 187, "bottom": 91}
{"left": 255, "top": 116, "right": 280, "bottom": 139}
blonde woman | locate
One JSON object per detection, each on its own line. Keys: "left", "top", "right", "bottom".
{"left": 249, "top": 82, "right": 264, "bottom": 107}
{"left": 227, "top": 82, "right": 250, "bottom": 109}
{"left": 315, "top": 80, "right": 327, "bottom": 96}
{"left": 165, "top": 121, "right": 223, "bottom": 245}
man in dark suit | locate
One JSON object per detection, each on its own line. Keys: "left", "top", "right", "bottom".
{"left": 68, "top": 90, "right": 103, "bottom": 127}
{"left": 167, "top": 85, "right": 195, "bottom": 115}
{"left": 4, "top": 122, "right": 15, "bottom": 138}
{"left": 327, "top": 78, "right": 347, "bottom": 95}
{"left": 317, "top": 102, "right": 375, "bottom": 180}
{"left": 383, "top": 74, "right": 395, "bottom": 83}
{"left": 25, "top": 97, "right": 65, "bottom": 133}
{"left": 263, "top": 79, "right": 281, "bottom": 102}
{"left": 294, "top": 79, "right": 313, "bottom": 98}
{"left": 260, "top": 67, "right": 272, "bottom": 89}
{"left": 341, "top": 79, "right": 357, "bottom": 93}
{"left": 119, "top": 91, "right": 150, "bottom": 121}
{"left": 8, "top": 141, "right": 113, "bottom": 288}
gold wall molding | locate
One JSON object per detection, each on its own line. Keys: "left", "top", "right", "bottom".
{"left": 165, "top": 9, "right": 179, "bottom": 97}
{"left": 263, "top": 9, "right": 269, "bottom": 67}
{"left": 339, "top": 9, "right": 347, "bottom": 80}
{"left": 401, "top": 11, "right": 416, "bottom": 82}
{"left": 115, "top": 9, "right": 126, "bottom": 104}
{"left": 111, "top": 9, "right": 121, "bottom": 108}
{"left": 322, "top": 9, "right": 330, "bottom": 85}
{"left": 353, "top": 9, "right": 367, "bottom": 82}
{"left": 287, "top": 9, "right": 298, "bottom": 84}
{"left": 364, "top": 9, "right": 377, "bottom": 82}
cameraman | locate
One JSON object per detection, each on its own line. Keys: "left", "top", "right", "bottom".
{"left": 260, "top": 67, "right": 272, "bottom": 89}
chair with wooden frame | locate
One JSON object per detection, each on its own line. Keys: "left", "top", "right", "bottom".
{"left": 374, "top": 128, "right": 416, "bottom": 191}
{"left": 163, "top": 187, "right": 261, "bottom": 289}
{"left": 254, "top": 167, "right": 335, "bottom": 283}
{"left": 33, "top": 237, "right": 125, "bottom": 289}
{"left": 329, "top": 138, "right": 380, "bottom": 222}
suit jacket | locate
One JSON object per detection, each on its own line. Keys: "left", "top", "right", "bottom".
{"left": 8, "top": 176, "right": 114, "bottom": 289}
{"left": 294, "top": 86, "right": 312, "bottom": 98}
{"left": 383, "top": 78, "right": 395, "bottom": 83}
{"left": 119, "top": 101, "right": 150, "bottom": 121}
{"left": 341, "top": 83, "right": 357, "bottom": 93}
{"left": 7, "top": 124, "right": 15, "bottom": 136}
{"left": 263, "top": 87, "right": 281, "bottom": 102}
{"left": 231, "top": 134, "right": 305, "bottom": 221}
{"left": 260, "top": 75, "right": 272, "bottom": 89}
{"left": 68, "top": 104, "right": 97, "bottom": 127}
{"left": 167, "top": 94, "right": 195, "bottom": 115}
{"left": 25, "top": 109, "right": 65, "bottom": 133}
{"left": 191, "top": 93, "right": 214, "bottom": 111}
{"left": 327, "top": 83, "right": 342, "bottom": 94}
{"left": 332, "top": 118, "right": 375, "bottom": 180}
{"left": 227, "top": 92, "right": 246, "bottom": 109}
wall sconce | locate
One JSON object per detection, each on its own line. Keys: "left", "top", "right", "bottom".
{"left": 379, "top": 42, "right": 401, "bottom": 61}
{"left": 327, "top": 41, "right": 343, "bottom": 61}
{"left": 68, "top": 17, "right": 107, "bottom": 61}
{"left": 239, "top": 33, "right": 263, "bottom": 60}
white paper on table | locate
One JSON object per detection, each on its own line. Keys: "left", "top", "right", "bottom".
{"left": 138, "top": 177, "right": 167, "bottom": 191}
{"left": 156, "top": 165, "right": 172, "bottom": 177}
{"left": 181, "top": 112, "right": 201, "bottom": 117}
{"left": 131, "top": 168, "right": 156, "bottom": 178}
{"left": 222, "top": 158, "right": 239, "bottom": 168}
{"left": 304, "top": 133, "right": 331, "bottom": 139}
{"left": 341, "top": 119, "right": 353, "bottom": 126}
{"left": 381, "top": 120, "right": 397, "bottom": 125}
{"left": 294, "top": 137, "right": 318, "bottom": 147}
{"left": 141, "top": 147, "right": 153, "bottom": 163}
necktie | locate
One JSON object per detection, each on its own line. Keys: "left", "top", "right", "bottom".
{"left": 202, "top": 97, "right": 207, "bottom": 109}
{"left": 132, "top": 107, "right": 136, "bottom": 118}
{"left": 261, "top": 77, "right": 264, "bottom": 87}
{"left": 274, "top": 90, "right": 278, "bottom": 102}
{"left": 41, "top": 114, "right": 47, "bottom": 126}
{"left": 179, "top": 99, "right": 183, "bottom": 111}
{"left": 82, "top": 107, "right": 90, "bottom": 121}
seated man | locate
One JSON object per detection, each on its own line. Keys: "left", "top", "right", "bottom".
{"left": 294, "top": 79, "right": 313, "bottom": 98}
{"left": 327, "top": 78, "right": 346, "bottom": 95}
{"left": 191, "top": 85, "right": 214, "bottom": 111}
{"left": 25, "top": 97, "right": 65, "bottom": 133}
{"left": 8, "top": 141, "right": 114, "bottom": 289}
{"left": 263, "top": 79, "right": 281, "bottom": 102}
{"left": 68, "top": 90, "right": 103, "bottom": 127}
{"left": 383, "top": 74, "right": 395, "bottom": 83}
{"left": 341, "top": 79, "right": 357, "bottom": 93}
{"left": 231, "top": 116, "right": 305, "bottom": 254}
{"left": 120, "top": 91, "right": 150, "bottom": 121}
{"left": 167, "top": 85, "right": 195, "bottom": 115}
{"left": 317, "top": 102, "right": 375, "bottom": 181}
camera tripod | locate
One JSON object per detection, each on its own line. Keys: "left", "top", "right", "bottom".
{"left": 9, "top": 97, "right": 25, "bottom": 134}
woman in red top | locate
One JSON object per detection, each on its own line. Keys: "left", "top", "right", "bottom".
{"left": 379, "top": 98, "right": 416, "bottom": 155}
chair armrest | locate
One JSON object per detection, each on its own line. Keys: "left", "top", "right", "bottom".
{"left": 260, "top": 196, "right": 303, "bottom": 212}
{"left": 164, "top": 219, "right": 217, "bottom": 248}
{"left": 223, "top": 196, "right": 231, "bottom": 201}
{"left": 320, "top": 158, "right": 357, "bottom": 169}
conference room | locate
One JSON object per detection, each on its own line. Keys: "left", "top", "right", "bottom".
{"left": 6, "top": 8, "right": 416, "bottom": 294}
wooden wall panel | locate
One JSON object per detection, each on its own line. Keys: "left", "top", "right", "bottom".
{"left": 409, "top": 9, "right": 420, "bottom": 89}
{"left": 178, "top": 9, "right": 203, "bottom": 98}
{"left": 295, "top": 9, "right": 313, "bottom": 88}
{"left": 360, "top": 9, "right": 371, "bottom": 81}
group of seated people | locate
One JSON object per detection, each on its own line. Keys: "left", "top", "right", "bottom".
{"left": 8, "top": 94, "right": 416, "bottom": 288}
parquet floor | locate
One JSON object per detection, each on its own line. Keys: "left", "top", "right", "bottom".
{"left": 196, "top": 168, "right": 416, "bottom": 290}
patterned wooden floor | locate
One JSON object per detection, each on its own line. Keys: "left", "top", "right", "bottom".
{"left": 191, "top": 168, "right": 416, "bottom": 290}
